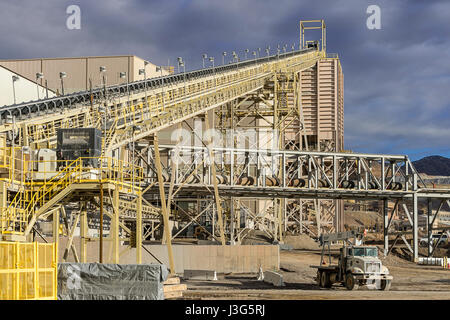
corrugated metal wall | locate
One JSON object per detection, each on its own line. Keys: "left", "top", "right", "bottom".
{"left": 300, "top": 58, "right": 344, "bottom": 151}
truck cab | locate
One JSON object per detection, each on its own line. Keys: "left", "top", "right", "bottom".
{"left": 340, "top": 245, "right": 392, "bottom": 290}
{"left": 311, "top": 231, "right": 393, "bottom": 291}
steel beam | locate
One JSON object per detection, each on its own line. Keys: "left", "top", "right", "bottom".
{"left": 153, "top": 134, "right": 175, "bottom": 274}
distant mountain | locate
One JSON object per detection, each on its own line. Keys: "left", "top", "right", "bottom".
{"left": 413, "top": 155, "right": 450, "bottom": 176}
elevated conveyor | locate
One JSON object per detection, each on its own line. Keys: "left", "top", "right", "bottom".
{"left": 0, "top": 48, "right": 321, "bottom": 153}
{"left": 0, "top": 20, "right": 448, "bottom": 267}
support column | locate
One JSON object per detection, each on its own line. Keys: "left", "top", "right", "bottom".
{"left": 136, "top": 191, "right": 142, "bottom": 264}
{"left": 236, "top": 200, "right": 241, "bottom": 244}
{"left": 153, "top": 134, "right": 176, "bottom": 274}
{"left": 204, "top": 112, "right": 226, "bottom": 245}
{"left": 112, "top": 188, "right": 120, "bottom": 263}
{"left": 0, "top": 180, "right": 7, "bottom": 236}
{"left": 413, "top": 193, "right": 419, "bottom": 262}
{"left": 314, "top": 199, "right": 321, "bottom": 237}
{"left": 52, "top": 209, "right": 60, "bottom": 252}
{"left": 230, "top": 197, "right": 235, "bottom": 245}
{"left": 80, "top": 202, "right": 87, "bottom": 262}
{"left": 272, "top": 199, "right": 277, "bottom": 241}
{"left": 299, "top": 200, "right": 303, "bottom": 234}
{"left": 278, "top": 199, "right": 283, "bottom": 243}
{"left": 383, "top": 199, "right": 389, "bottom": 256}
{"left": 427, "top": 198, "right": 432, "bottom": 257}
{"left": 99, "top": 185, "right": 104, "bottom": 263}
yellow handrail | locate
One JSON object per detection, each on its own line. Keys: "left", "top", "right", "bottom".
{"left": 1, "top": 155, "right": 143, "bottom": 235}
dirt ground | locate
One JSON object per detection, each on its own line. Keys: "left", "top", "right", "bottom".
{"left": 182, "top": 248, "right": 450, "bottom": 300}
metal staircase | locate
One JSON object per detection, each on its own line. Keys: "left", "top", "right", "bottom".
{"left": 0, "top": 155, "right": 143, "bottom": 239}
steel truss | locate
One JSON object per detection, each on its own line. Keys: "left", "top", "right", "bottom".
{"left": 1, "top": 30, "right": 448, "bottom": 271}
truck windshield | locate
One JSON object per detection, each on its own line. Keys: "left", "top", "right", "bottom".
{"left": 352, "top": 247, "right": 378, "bottom": 257}
{"left": 366, "top": 248, "right": 378, "bottom": 257}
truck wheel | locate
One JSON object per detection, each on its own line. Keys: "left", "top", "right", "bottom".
{"left": 316, "top": 271, "right": 322, "bottom": 287}
{"left": 379, "top": 279, "right": 391, "bottom": 291}
{"left": 321, "top": 271, "right": 332, "bottom": 288}
{"left": 345, "top": 274, "right": 359, "bottom": 290}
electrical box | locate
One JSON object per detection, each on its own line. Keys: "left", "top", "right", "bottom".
{"left": 33, "top": 149, "right": 58, "bottom": 181}
{"left": 56, "top": 128, "right": 102, "bottom": 167}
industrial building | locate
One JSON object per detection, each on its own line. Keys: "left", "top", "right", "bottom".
{"left": 0, "top": 55, "right": 173, "bottom": 95}
{"left": 0, "top": 65, "right": 56, "bottom": 107}
{"left": 0, "top": 19, "right": 449, "bottom": 300}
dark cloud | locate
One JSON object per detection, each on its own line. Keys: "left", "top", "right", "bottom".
{"left": 0, "top": 0, "right": 449, "bottom": 160}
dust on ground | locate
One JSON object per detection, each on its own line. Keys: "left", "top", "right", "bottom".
{"left": 181, "top": 239, "right": 450, "bottom": 300}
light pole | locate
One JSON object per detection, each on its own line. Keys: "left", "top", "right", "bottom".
{"left": 291, "top": 44, "right": 295, "bottom": 51}
{"left": 266, "top": 48, "right": 270, "bottom": 62}
{"left": 202, "top": 54, "right": 207, "bottom": 68}
{"left": 45, "top": 80, "right": 49, "bottom": 99}
{"left": 252, "top": 51, "right": 257, "bottom": 64}
{"left": 119, "top": 71, "right": 129, "bottom": 105}
{"left": 59, "top": 72, "right": 67, "bottom": 95}
{"left": 131, "top": 125, "right": 141, "bottom": 195}
{"left": 156, "top": 66, "right": 165, "bottom": 110}
{"left": 209, "top": 57, "right": 215, "bottom": 87}
{"left": 232, "top": 51, "right": 238, "bottom": 71}
{"left": 139, "top": 65, "right": 147, "bottom": 112}
{"left": 98, "top": 103, "right": 107, "bottom": 263}
{"left": 35, "top": 72, "right": 43, "bottom": 100}
{"left": 11, "top": 75, "right": 19, "bottom": 105}
{"left": 99, "top": 104, "right": 107, "bottom": 162}
{"left": 222, "top": 52, "right": 227, "bottom": 66}
{"left": 144, "top": 61, "right": 150, "bottom": 109}
{"left": 177, "top": 57, "right": 182, "bottom": 73}
{"left": 244, "top": 49, "right": 249, "bottom": 60}
{"left": 257, "top": 47, "right": 261, "bottom": 58}
{"left": 179, "top": 61, "right": 186, "bottom": 95}
{"left": 100, "top": 66, "right": 107, "bottom": 99}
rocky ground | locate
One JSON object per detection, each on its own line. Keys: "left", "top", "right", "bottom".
{"left": 182, "top": 246, "right": 450, "bottom": 300}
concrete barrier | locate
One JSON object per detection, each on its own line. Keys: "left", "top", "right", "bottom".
{"left": 122, "top": 244, "right": 280, "bottom": 274}
{"left": 418, "top": 257, "right": 444, "bottom": 266}
{"left": 263, "top": 271, "right": 284, "bottom": 287}
{"left": 183, "top": 270, "right": 217, "bottom": 280}
{"left": 51, "top": 238, "right": 280, "bottom": 274}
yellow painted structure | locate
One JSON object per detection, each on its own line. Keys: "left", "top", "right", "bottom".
{"left": 0, "top": 241, "right": 57, "bottom": 300}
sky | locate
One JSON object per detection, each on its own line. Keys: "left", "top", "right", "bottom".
{"left": 0, "top": 0, "right": 449, "bottom": 160}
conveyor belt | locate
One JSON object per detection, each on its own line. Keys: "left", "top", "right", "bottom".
{"left": 0, "top": 48, "right": 314, "bottom": 123}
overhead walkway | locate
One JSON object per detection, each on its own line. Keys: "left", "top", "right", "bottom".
{"left": 142, "top": 144, "right": 450, "bottom": 261}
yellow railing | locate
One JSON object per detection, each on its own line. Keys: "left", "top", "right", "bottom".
{"left": 0, "top": 241, "right": 57, "bottom": 300}
{"left": 0, "top": 146, "right": 29, "bottom": 186}
{"left": 1, "top": 155, "right": 143, "bottom": 235}
{"left": 9, "top": 50, "right": 323, "bottom": 149}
